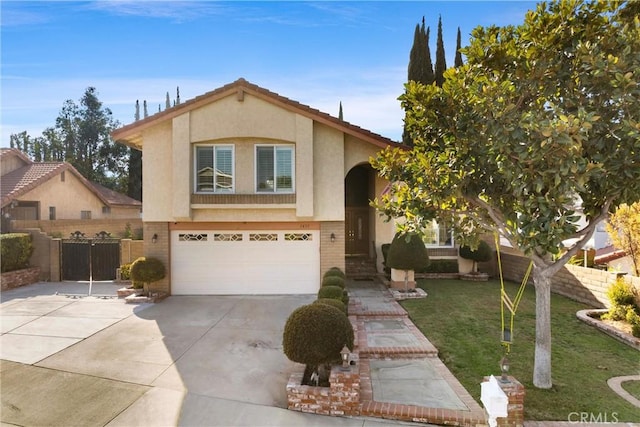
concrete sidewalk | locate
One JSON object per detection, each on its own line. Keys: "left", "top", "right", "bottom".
{"left": 1, "top": 281, "right": 431, "bottom": 427}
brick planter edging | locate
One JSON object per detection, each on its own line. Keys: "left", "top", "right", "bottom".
{"left": 577, "top": 309, "right": 640, "bottom": 351}
{"left": 1, "top": 267, "right": 41, "bottom": 291}
{"left": 286, "top": 365, "right": 360, "bottom": 416}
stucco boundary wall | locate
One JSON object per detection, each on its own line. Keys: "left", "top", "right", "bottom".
{"left": 10, "top": 225, "right": 143, "bottom": 282}
{"left": 500, "top": 251, "right": 640, "bottom": 309}
{"left": 12, "top": 219, "right": 143, "bottom": 239}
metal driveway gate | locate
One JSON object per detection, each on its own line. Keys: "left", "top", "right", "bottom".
{"left": 61, "top": 231, "right": 120, "bottom": 281}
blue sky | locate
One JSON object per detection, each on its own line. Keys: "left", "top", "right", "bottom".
{"left": 1, "top": 1, "right": 538, "bottom": 146}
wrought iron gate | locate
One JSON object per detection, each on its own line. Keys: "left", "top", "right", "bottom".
{"left": 61, "top": 231, "right": 120, "bottom": 281}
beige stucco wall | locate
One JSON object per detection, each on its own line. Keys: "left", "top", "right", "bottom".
{"left": 141, "top": 121, "right": 173, "bottom": 222}
{"left": 1, "top": 154, "right": 28, "bottom": 175}
{"left": 18, "top": 172, "right": 124, "bottom": 220}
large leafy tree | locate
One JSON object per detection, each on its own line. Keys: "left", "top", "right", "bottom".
{"left": 373, "top": 0, "right": 640, "bottom": 389}
{"left": 9, "top": 87, "right": 131, "bottom": 194}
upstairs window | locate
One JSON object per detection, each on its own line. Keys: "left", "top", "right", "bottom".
{"left": 256, "top": 145, "right": 294, "bottom": 193}
{"left": 195, "top": 145, "right": 234, "bottom": 193}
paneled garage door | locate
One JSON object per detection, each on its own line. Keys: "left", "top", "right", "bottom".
{"left": 171, "top": 230, "right": 320, "bottom": 295}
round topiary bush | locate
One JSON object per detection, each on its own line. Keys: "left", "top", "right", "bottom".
{"left": 283, "top": 303, "right": 354, "bottom": 385}
{"left": 130, "top": 257, "right": 166, "bottom": 293}
{"left": 322, "top": 275, "right": 345, "bottom": 289}
{"left": 386, "top": 232, "right": 430, "bottom": 271}
{"left": 314, "top": 298, "right": 347, "bottom": 314}
{"left": 459, "top": 240, "right": 493, "bottom": 273}
{"left": 323, "top": 267, "right": 346, "bottom": 280}
{"left": 318, "top": 285, "right": 344, "bottom": 301}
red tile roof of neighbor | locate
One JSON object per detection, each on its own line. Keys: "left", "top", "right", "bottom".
{"left": 0, "top": 148, "right": 141, "bottom": 208}
{"left": 112, "top": 78, "right": 405, "bottom": 150}
{"left": 594, "top": 245, "right": 627, "bottom": 264}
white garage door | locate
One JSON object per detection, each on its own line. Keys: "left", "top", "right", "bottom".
{"left": 171, "top": 230, "right": 320, "bottom": 295}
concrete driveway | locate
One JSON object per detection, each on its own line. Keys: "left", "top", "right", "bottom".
{"left": 1, "top": 282, "right": 419, "bottom": 427}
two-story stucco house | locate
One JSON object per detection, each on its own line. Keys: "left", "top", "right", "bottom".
{"left": 112, "top": 78, "right": 405, "bottom": 295}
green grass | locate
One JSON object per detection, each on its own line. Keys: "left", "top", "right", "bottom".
{"left": 622, "top": 380, "right": 640, "bottom": 401}
{"left": 400, "top": 279, "right": 640, "bottom": 421}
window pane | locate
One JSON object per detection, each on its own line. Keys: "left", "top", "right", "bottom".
{"left": 196, "top": 147, "right": 214, "bottom": 192}
{"left": 257, "top": 146, "right": 274, "bottom": 192}
{"left": 215, "top": 147, "right": 233, "bottom": 191}
{"left": 275, "top": 147, "right": 292, "bottom": 191}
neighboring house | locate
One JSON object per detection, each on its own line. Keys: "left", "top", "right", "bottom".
{"left": 0, "top": 148, "right": 142, "bottom": 233}
{"left": 595, "top": 245, "right": 636, "bottom": 276}
{"left": 112, "top": 78, "right": 411, "bottom": 295}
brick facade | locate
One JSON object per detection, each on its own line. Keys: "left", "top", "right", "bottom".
{"left": 286, "top": 365, "right": 360, "bottom": 417}
{"left": 143, "top": 222, "right": 170, "bottom": 294}
{"left": 321, "top": 221, "right": 345, "bottom": 278}
{"left": 12, "top": 218, "right": 143, "bottom": 239}
{"left": 1, "top": 267, "right": 41, "bottom": 291}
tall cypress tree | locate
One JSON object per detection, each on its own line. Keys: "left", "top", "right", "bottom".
{"left": 423, "top": 22, "right": 434, "bottom": 85}
{"left": 435, "top": 15, "right": 447, "bottom": 87}
{"left": 454, "top": 27, "right": 464, "bottom": 67}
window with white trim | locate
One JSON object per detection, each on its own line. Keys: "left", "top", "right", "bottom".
{"left": 256, "top": 145, "right": 294, "bottom": 193}
{"left": 422, "top": 220, "right": 454, "bottom": 247}
{"left": 195, "top": 145, "right": 234, "bottom": 193}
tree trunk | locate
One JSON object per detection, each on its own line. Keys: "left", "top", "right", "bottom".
{"left": 532, "top": 266, "right": 553, "bottom": 389}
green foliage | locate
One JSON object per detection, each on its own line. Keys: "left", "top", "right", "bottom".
{"left": 0, "top": 233, "right": 33, "bottom": 273}
{"left": 282, "top": 303, "right": 354, "bottom": 368}
{"left": 459, "top": 240, "right": 492, "bottom": 262}
{"left": 314, "top": 298, "right": 347, "bottom": 314}
{"left": 9, "top": 87, "right": 129, "bottom": 194}
{"left": 434, "top": 15, "right": 447, "bottom": 87}
{"left": 119, "top": 263, "right": 132, "bottom": 280}
{"left": 607, "top": 277, "right": 637, "bottom": 307}
{"left": 323, "top": 267, "right": 346, "bottom": 280}
{"left": 386, "top": 232, "right": 430, "bottom": 271}
{"left": 606, "top": 202, "right": 640, "bottom": 276}
{"left": 322, "top": 275, "right": 345, "bottom": 289}
{"left": 417, "top": 259, "right": 459, "bottom": 274}
{"left": 123, "top": 223, "right": 133, "bottom": 239}
{"left": 318, "top": 285, "right": 344, "bottom": 301}
{"left": 130, "top": 257, "right": 166, "bottom": 284}
{"left": 602, "top": 305, "right": 636, "bottom": 322}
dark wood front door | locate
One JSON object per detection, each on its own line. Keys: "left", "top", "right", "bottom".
{"left": 345, "top": 207, "right": 369, "bottom": 255}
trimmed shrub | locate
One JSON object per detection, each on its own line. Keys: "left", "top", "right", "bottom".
{"left": 314, "top": 298, "right": 347, "bottom": 314}
{"left": 322, "top": 275, "right": 345, "bottom": 289}
{"left": 119, "top": 263, "right": 132, "bottom": 280}
{"left": 0, "top": 233, "right": 33, "bottom": 273}
{"left": 417, "top": 259, "right": 459, "bottom": 274}
{"left": 386, "top": 232, "right": 429, "bottom": 271}
{"left": 130, "top": 257, "right": 166, "bottom": 292}
{"left": 282, "top": 303, "right": 354, "bottom": 385}
{"left": 324, "top": 267, "right": 346, "bottom": 280}
{"left": 318, "top": 285, "right": 343, "bottom": 301}
{"left": 459, "top": 240, "right": 493, "bottom": 272}
{"left": 607, "top": 277, "right": 637, "bottom": 307}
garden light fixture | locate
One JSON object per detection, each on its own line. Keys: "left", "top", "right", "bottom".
{"left": 341, "top": 345, "right": 350, "bottom": 370}
{"left": 152, "top": 233, "right": 158, "bottom": 243}
{"left": 330, "top": 233, "right": 336, "bottom": 243}
{"left": 500, "top": 356, "right": 510, "bottom": 382}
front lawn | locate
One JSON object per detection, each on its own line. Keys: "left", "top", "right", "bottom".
{"left": 400, "top": 279, "right": 639, "bottom": 421}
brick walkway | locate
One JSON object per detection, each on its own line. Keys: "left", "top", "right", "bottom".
{"left": 347, "top": 280, "right": 487, "bottom": 427}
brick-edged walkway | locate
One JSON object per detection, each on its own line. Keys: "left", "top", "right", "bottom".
{"left": 347, "top": 280, "right": 487, "bottom": 426}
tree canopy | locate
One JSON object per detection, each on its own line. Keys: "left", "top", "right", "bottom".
{"left": 373, "top": 0, "right": 639, "bottom": 388}
{"left": 9, "top": 87, "right": 133, "bottom": 196}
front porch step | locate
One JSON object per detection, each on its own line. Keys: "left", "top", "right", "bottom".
{"left": 346, "top": 257, "right": 378, "bottom": 279}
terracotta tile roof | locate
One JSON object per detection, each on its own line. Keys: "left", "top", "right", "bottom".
{"left": 90, "top": 182, "right": 141, "bottom": 207}
{"left": 112, "top": 78, "right": 404, "bottom": 150}
{"left": 1, "top": 162, "right": 69, "bottom": 207}
{"left": 594, "top": 245, "right": 627, "bottom": 264}
{"left": 1, "top": 150, "right": 140, "bottom": 208}
{"left": 0, "top": 147, "right": 32, "bottom": 164}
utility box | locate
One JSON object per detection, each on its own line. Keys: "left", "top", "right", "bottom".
{"left": 481, "top": 375, "right": 508, "bottom": 427}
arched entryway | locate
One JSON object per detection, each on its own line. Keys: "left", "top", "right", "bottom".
{"left": 345, "top": 164, "right": 373, "bottom": 256}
